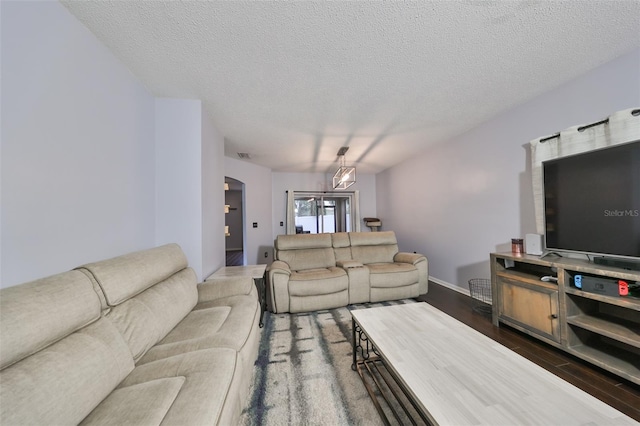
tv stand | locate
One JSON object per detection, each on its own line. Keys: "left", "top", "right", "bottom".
{"left": 491, "top": 253, "right": 640, "bottom": 386}
{"left": 593, "top": 256, "right": 640, "bottom": 272}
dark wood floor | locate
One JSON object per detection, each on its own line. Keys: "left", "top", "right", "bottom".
{"left": 417, "top": 282, "right": 640, "bottom": 422}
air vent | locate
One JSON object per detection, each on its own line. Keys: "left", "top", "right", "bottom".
{"left": 237, "top": 153, "right": 251, "bottom": 159}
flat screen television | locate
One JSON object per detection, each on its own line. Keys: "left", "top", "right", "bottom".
{"left": 542, "top": 139, "right": 640, "bottom": 267}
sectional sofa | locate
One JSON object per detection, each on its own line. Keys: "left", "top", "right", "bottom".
{"left": 0, "top": 244, "right": 261, "bottom": 425}
{"left": 268, "top": 231, "right": 428, "bottom": 313}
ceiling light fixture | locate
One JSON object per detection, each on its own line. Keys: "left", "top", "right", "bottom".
{"left": 332, "top": 147, "right": 356, "bottom": 190}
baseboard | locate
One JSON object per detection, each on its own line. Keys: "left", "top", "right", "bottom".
{"left": 428, "top": 276, "right": 471, "bottom": 297}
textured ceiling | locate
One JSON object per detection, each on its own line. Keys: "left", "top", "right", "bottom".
{"left": 61, "top": 1, "right": 640, "bottom": 174}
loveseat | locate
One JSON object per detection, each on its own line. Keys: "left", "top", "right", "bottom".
{"left": 0, "top": 244, "right": 261, "bottom": 425}
{"left": 267, "top": 231, "right": 428, "bottom": 313}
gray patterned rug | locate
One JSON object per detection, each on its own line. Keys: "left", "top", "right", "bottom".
{"left": 240, "top": 300, "right": 417, "bottom": 425}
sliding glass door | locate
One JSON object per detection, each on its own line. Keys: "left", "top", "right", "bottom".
{"left": 286, "top": 191, "right": 360, "bottom": 234}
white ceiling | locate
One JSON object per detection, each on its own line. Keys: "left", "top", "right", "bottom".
{"left": 61, "top": 1, "right": 640, "bottom": 174}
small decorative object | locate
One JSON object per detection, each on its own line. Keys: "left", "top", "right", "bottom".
{"left": 511, "top": 238, "right": 524, "bottom": 254}
{"left": 363, "top": 217, "right": 381, "bottom": 231}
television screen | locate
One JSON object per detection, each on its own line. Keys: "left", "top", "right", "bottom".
{"left": 543, "top": 140, "right": 640, "bottom": 259}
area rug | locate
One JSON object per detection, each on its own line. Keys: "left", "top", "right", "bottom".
{"left": 240, "top": 300, "right": 417, "bottom": 425}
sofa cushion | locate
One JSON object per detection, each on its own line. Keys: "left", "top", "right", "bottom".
{"left": 332, "top": 232, "right": 352, "bottom": 262}
{"left": 289, "top": 267, "right": 348, "bottom": 296}
{"left": 0, "top": 319, "right": 134, "bottom": 426}
{"left": 0, "top": 270, "right": 101, "bottom": 369}
{"left": 199, "top": 275, "right": 256, "bottom": 301}
{"left": 276, "top": 233, "right": 332, "bottom": 250}
{"left": 104, "top": 268, "right": 198, "bottom": 363}
{"left": 278, "top": 247, "right": 337, "bottom": 271}
{"left": 160, "top": 306, "right": 232, "bottom": 344}
{"left": 114, "top": 348, "right": 240, "bottom": 425}
{"left": 289, "top": 290, "right": 349, "bottom": 313}
{"left": 367, "top": 262, "right": 419, "bottom": 288}
{"left": 137, "top": 293, "right": 259, "bottom": 365}
{"left": 350, "top": 231, "right": 399, "bottom": 264}
{"left": 79, "top": 243, "right": 188, "bottom": 306}
{"left": 276, "top": 234, "right": 337, "bottom": 271}
{"left": 80, "top": 377, "right": 185, "bottom": 426}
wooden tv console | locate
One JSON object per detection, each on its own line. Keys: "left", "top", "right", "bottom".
{"left": 490, "top": 252, "right": 640, "bottom": 385}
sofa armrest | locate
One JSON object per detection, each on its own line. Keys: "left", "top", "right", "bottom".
{"left": 336, "top": 260, "right": 364, "bottom": 269}
{"left": 394, "top": 252, "right": 425, "bottom": 265}
{"left": 395, "top": 252, "right": 429, "bottom": 295}
{"left": 197, "top": 276, "right": 255, "bottom": 303}
{"left": 267, "top": 261, "right": 292, "bottom": 313}
{"left": 268, "top": 260, "right": 291, "bottom": 276}
{"left": 337, "top": 260, "right": 369, "bottom": 304}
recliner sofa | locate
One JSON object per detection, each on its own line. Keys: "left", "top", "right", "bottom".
{"left": 268, "top": 231, "right": 428, "bottom": 313}
{"left": 0, "top": 243, "right": 261, "bottom": 425}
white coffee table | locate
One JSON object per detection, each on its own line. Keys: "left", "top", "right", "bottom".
{"left": 351, "top": 302, "right": 636, "bottom": 425}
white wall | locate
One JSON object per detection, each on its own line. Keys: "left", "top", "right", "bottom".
{"left": 201, "top": 107, "right": 226, "bottom": 279}
{"left": 155, "top": 99, "right": 203, "bottom": 277}
{"left": 224, "top": 157, "right": 273, "bottom": 265}
{"left": 376, "top": 48, "right": 640, "bottom": 293}
{"left": 1, "top": 1, "right": 156, "bottom": 288}
{"left": 1, "top": 2, "right": 227, "bottom": 287}
{"left": 155, "top": 99, "right": 227, "bottom": 281}
{"left": 271, "top": 172, "right": 378, "bottom": 239}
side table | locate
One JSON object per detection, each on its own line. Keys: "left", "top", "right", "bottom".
{"left": 207, "top": 265, "right": 267, "bottom": 327}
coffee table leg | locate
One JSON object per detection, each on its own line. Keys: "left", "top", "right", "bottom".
{"left": 352, "top": 317, "right": 357, "bottom": 371}
{"left": 352, "top": 318, "right": 376, "bottom": 370}
{"left": 256, "top": 273, "right": 266, "bottom": 328}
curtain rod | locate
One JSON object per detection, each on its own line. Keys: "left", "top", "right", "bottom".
{"left": 540, "top": 118, "right": 609, "bottom": 143}
{"left": 539, "top": 133, "right": 560, "bottom": 143}
{"left": 577, "top": 118, "right": 609, "bottom": 132}
{"left": 540, "top": 109, "right": 640, "bottom": 144}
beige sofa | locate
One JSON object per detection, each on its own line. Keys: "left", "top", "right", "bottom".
{"left": 0, "top": 244, "right": 261, "bottom": 425}
{"left": 268, "top": 231, "right": 428, "bottom": 313}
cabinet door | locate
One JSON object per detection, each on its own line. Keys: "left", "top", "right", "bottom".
{"left": 498, "top": 277, "right": 561, "bottom": 343}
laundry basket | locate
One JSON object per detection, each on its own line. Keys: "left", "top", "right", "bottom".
{"left": 468, "top": 278, "right": 492, "bottom": 315}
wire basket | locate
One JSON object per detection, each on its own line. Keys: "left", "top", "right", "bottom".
{"left": 468, "top": 278, "right": 492, "bottom": 315}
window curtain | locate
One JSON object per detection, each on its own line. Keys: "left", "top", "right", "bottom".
{"left": 353, "top": 191, "right": 361, "bottom": 232}
{"left": 530, "top": 108, "right": 640, "bottom": 234}
{"left": 285, "top": 189, "right": 295, "bottom": 235}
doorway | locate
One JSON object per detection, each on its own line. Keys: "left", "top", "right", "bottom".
{"left": 225, "top": 177, "right": 245, "bottom": 266}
